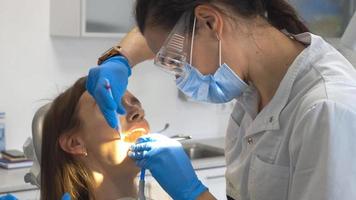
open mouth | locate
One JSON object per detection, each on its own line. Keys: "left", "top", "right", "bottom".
{"left": 121, "top": 128, "right": 149, "bottom": 143}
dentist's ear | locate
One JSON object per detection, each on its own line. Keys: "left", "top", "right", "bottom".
{"left": 59, "top": 132, "right": 87, "bottom": 156}
{"left": 195, "top": 5, "right": 224, "bottom": 38}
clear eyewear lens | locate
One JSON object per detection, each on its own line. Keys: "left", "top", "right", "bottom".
{"left": 154, "top": 47, "right": 186, "bottom": 76}
{"left": 154, "top": 11, "right": 195, "bottom": 77}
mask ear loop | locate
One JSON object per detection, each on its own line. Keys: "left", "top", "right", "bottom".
{"left": 216, "top": 33, "right": 222, "bottom": 66}
{"left": 189, "top": 16, "right": 197, "bottom": 65}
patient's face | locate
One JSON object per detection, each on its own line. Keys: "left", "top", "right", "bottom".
{"left": 77, "top": 91, "right": 149, "bottom": 172}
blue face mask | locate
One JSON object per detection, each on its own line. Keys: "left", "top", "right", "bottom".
{"left": 175, "top": 15, "right": 248, "bottom": 103}
{"left": 153, "top": 12, "right": 248, "bottom": 103}
{"left": 176, "top": 62, "right": 248, "bottom": 103}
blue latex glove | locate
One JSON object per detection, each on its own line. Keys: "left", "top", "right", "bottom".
{"left": 61, "top": 193, "right": 71, "bottom": 200}
{"left": 0, "top": 194, "right": 17, "bottom": 200}
{"left": 129, "top": 134, "right": 208, "bottom": 200}
{"left": 86, "top": 56, "right": 131, "bottom": 130}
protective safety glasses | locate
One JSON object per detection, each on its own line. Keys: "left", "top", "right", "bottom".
{"left": 154, "top": 11, "right": 197, "bottom": 77}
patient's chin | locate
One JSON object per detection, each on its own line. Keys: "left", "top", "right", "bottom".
{"left": 112, "top": 151, "right": 140, "bottom": 174}
{"left": 101, "top": 141, "right": 131, "bottom": 165}
{"left": 95, "top": 134, "right": 145, "bottom": 170}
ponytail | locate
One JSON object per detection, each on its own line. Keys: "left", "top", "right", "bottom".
{"left": 265, "top": 0, "right": 309, "bottom": 34}
{"left": 135, "top": 0, "right": 309, "bottom": 34}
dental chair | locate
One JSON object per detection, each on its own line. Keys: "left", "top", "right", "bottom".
{"left": 23, "top": 103, "right": 51, "bottom": 187}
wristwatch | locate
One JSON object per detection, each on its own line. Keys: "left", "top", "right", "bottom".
{"left": 97, "top": 45, "right": 130, "bottom": 65}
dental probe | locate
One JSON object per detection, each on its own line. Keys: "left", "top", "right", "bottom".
{"left": 156, "top": 123, "right": 170, "bottom": 133}
{"left": 104, "top": 79, "right": 120, "bottom": 133}
{"left": 170, "top": 134, "right": 192, "bottom": 141}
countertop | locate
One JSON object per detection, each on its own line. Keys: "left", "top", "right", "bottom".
{"left": 0, "top": 167, "right": 38, "bottom": 194}
{"left": 182, "top": 137, "right": 226, "bottom": 170}
{"left": 190, "top": 137, "right": 225, "bottom": 151}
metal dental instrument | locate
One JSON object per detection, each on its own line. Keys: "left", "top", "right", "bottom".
{"left": 104, "top": 79, "right": 120, "bottom": 133}
{"left": 170, "top": 135, "right": 192, "bottom": 142}
{"left": 138, "top": 168, "right": 146, "bottom": 200}
{"left": 157, "top": 123, "right": 170, "bottom": 133}
{"left": 137, "top": 123, "right": 170, "bottom": 200}
{"left": 155, "top": 123, "right": 192, "bottom": 141}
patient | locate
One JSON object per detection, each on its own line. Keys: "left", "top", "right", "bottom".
{"left": 40, "top": 77, "right": 150, "bottom": 200}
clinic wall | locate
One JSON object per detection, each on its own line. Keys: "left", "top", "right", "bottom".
{"left": 0, "top": 0, "right": 232, "bottom": 150}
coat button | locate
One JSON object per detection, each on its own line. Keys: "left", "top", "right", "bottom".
{"left": 269, "top": 116, "right": 274, "bottom": 123}
{"left": 247, "top": 137, "right": 253, "bottom": 145}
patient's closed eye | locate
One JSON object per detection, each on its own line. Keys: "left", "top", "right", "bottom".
{"left": 129, "top": 96, "right": 141, "bottom": 106}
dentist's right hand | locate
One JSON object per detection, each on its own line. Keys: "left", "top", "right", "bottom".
{"left": 129, "top": 134, "right": 208, "bottom": 200}
{"left": 86, "top": 56, "right": 131, "bottom": 130}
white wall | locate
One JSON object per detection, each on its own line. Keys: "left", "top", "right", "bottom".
{"left": 0, "top": 0, "right": 232, "bottom": 150}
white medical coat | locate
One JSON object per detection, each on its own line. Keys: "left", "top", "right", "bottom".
{"left": 225, "top": 33, "right": 356, "bottom": 200}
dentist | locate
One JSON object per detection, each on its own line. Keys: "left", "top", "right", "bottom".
{"left": 86, "top": 0, "right": 356, "bottom": 199}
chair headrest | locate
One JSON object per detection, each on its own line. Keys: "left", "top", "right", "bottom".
{"left": 23, "top": 103, "right": 51, "bottom": 187}
{"left": 31, "top": 103, "right": 51, "bottom": 164}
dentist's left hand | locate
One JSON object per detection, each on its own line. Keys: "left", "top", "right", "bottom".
{"left": 86, "top": 56, "right": 131, "bottom": 130}
{"left": 0, "top": 194, "right": 18, "bottom": 200}
{"left": 129, "top": 134, "right": 208, "bottom": 200}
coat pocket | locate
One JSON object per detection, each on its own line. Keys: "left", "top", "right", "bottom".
{"left": 248, "top": 154, "right": 290, "bottom": 200}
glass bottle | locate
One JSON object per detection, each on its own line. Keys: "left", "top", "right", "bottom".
{"left": 0, "top": 112, "right": 5, "bottom": 152}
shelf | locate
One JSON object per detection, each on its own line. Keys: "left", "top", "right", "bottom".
{"left": 50, "top": 0, "right": 134, "bottom": 38}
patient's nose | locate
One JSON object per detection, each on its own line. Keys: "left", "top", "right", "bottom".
{"left": 121, "top": 92, "right": 145, "bottom": 122}
{"left": 127, "top": 107, "right": 145, "bottom": 122}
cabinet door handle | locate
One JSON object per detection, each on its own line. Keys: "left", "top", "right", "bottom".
{"left": 206, "top": 175, "right": 225, "bottom": 180}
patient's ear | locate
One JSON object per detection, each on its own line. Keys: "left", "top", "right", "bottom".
{"left": 59, "top": 132, "right": 86, "bottom": 156}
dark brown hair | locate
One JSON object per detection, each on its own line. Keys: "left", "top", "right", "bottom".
{"left": 41, "top": 77, "right": 96, "bottom": 200}
{"left": 135, "top": 0, "right": 309, "bottom": 35}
